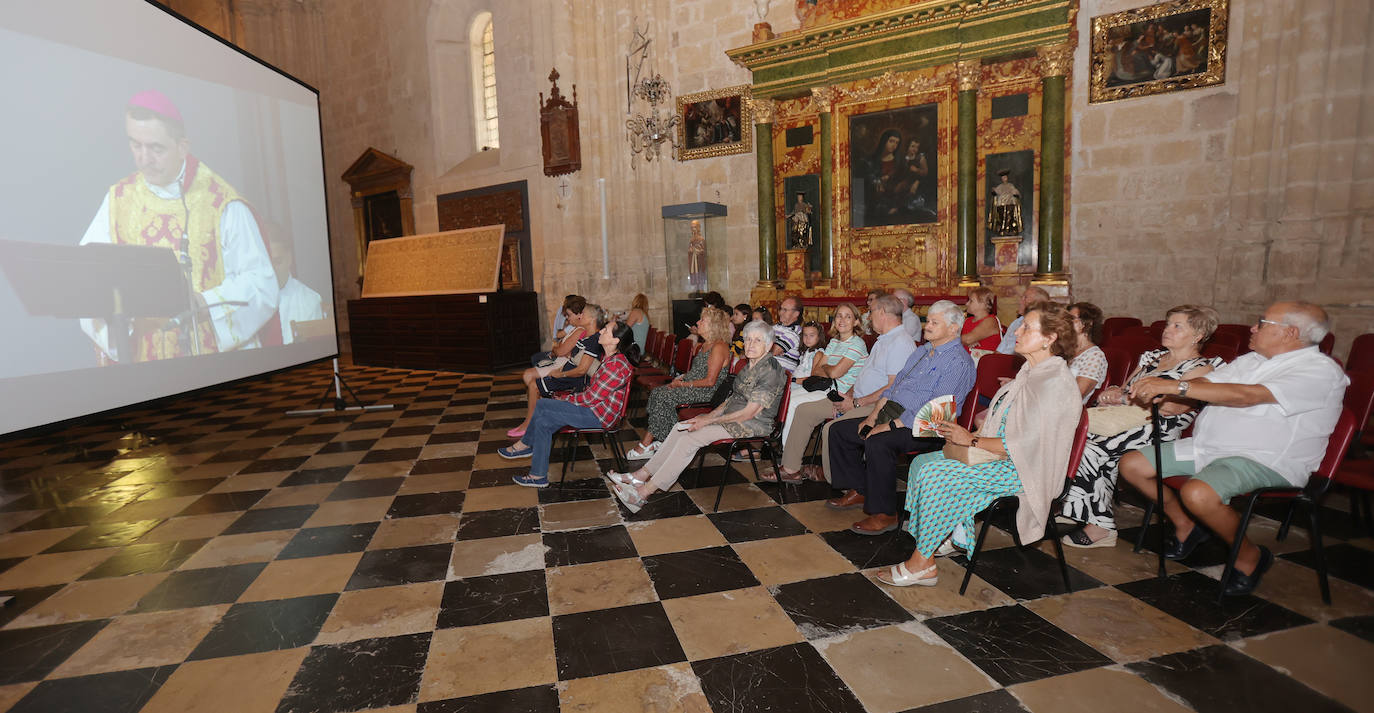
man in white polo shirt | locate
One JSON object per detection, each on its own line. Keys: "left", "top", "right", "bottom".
{"left": 1121, "top": 301, "right": 1348, "bottom": 596}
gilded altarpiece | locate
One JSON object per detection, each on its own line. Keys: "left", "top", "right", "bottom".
{"left": 771, "top": 99, "right": 822, "bottom": 288}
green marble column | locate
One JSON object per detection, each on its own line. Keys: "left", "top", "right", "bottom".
{"left": 1036, "top": 47, "right": 1069, "bottom": 281}
{"left": 818, "top": 110, "right": 833, "bottom": 279}
{"left": 956, "top": 73, "right": 979, "bottom": 286}
{"left": 756, "top": 118, "right": 777, "bottom": 285}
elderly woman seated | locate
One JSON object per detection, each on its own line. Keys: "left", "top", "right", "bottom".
{"left": 608, "top": 320, "right": 787, "bottom": 512}
{"left": 878, "top": 303, "right": 1083, "bottom": 587}
{"left": 499, "top": 319, "right": 640, "bottom": 488}
{"left": 627, "top": 306, "right": 732, "bottom": 461}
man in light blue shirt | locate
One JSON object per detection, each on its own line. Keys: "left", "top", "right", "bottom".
{"left": 996, "top": 285, "right": 1049, "bottom": 354}
{"left": 827, "top": 300, "right": 976, "bottom": 533}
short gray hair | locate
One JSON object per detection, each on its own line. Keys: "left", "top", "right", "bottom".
{"left": 741, "top": 320, "right": 775, "bottom": 347}
{"left": 584, "top": 303, "right": 609, "bottom": 330}
{"left": 1279, "top": 302, "right": 1331, "bottom": 345}
{"left": 927, "top": 300, "right": 965, "bottom": 331}
{"left": 892, "top": 288, "right": 915, "bottom": 308}
{"left": 872, "top": 294, "right": 904, "bottom": 318}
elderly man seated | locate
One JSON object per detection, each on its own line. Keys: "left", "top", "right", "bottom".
{"left": 1121, "top": 301, "right": 1348, "bottom": 595}
{"left": 892, "top": 288, "right": 923, "bottom": 341}
{"left": 826, "top": 300, "right": 976, "bottom": 534}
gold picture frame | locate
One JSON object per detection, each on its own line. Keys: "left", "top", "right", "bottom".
{"left": 676, "top": 85, "right": 753, "bottom": 160}
{"left": 1089, "top": 0, "right": 1228, "bottom": 104}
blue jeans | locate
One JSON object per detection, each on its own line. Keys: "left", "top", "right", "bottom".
{"left": 528, "top": 398, "right": 604, "bottom": 478}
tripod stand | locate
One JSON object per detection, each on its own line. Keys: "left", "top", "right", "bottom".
{"left": 286, "top": 358, "right": 394, "bottom": 416}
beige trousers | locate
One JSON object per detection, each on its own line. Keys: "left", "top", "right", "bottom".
{"left": 779, "top": 400, "right": 874, "bottom": 479}
{"left": 643, "top": 424, "right": 733, "bottom": 492}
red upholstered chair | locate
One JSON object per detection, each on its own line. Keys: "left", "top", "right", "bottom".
{"left": 1320, "top": 333, "right": 1336, "bottom": 356}
{"left": 959, "top": 354, "right": 1019, "bottom": 429}
{"left": 1201, "top": 342, "right": 1239, "bottom": 365}
{"left": 553, "top": 380, "right": 632, "bottom": 486}
{"left": 1104, "top": 335, "right": 1161, "bottom": 371}
{"left": 1347, "top": 334, "right": 1374, "bottom": 375}
{"left": 1102, "top": 317, "right": 1143, "bottom": 341}
{"left": 958, "top": 408, "right": 1089, "bottom": 595}
{"left": 1207, "top": 330, "right": 1246, "bottom": 353}
{"left": 1136, "top": 408, "right": 1357, "bottom": 604}
{"left": 1333, "top": 373, "right": 1374, "bottom": 525}
{"left": 1213, "top": 324, "right": 1252, "bottom": 355}
{"left": 1089, "top": 346, "right": 1136, "bottom": 405}
{"left": 1148, "top": 321, "right": 1166, "bottom": 342}
{"left": 687, "top": 374, "right": 792, "bottom": 510}
{"left": 862, "top": 333, "right": 878, "bottom": 350}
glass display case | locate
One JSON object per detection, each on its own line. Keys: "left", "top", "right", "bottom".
{"left": 661, "top": 202, "right": 727, "bottom": 338}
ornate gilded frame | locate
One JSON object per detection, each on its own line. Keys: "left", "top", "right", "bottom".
{"left": 676, "top": 85, "right": 754, "bottom": 160}
{"left": 1089, "top": 0, "right": 1228, "bottom": 104}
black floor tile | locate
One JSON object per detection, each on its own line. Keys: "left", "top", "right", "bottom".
{"left": 131, "top": 562, "right": 268, "bottom": 613}
{"left": 41, "top": 519, "right": 165, "bottom": 553}
{"left": 707, "top": 506, "right": 809, "bottom": 543}
{"left": 344, "top": 543, "right": 453, "bottom": 590}
{"left": 137, "top": 478, "right": 226, "bottom": 500}
{"left": 1119, "top": 522, "right": 1232, "bottom": 568}
{"left": 455, "top": 507, "right": 540, "bottom": 540}
{"left": 326, "top": 477, "right": 404, "bottom": 502}
{"left": 12, "top": 505, "right": 122, "bottom": 532}
{"left": 221, "top": 505, "right": 319, "bottom": 535}
{"left": 410, "top": 456, "right": 476, "bottom": 475}
{"left": 387, "top": 492, "right": 465, "bottom": 519}
{"left": 468, "top": 467, "right": 529, "bottom": 488}
{"left": 1116, "top": 571, "right": 1312, "bottom": 639}
{"left": 281, "top": 432, "right": 335, "bottom": 446}
{"left": 764, "top": 479, "right": 840, "bottom": 505}
{"left": 238, "top": 457, "right": 312, "bottom": 474}
{"left": 692, "top": 642, "right": 866, "bottom": 713}
{"left": 6, "top": 665, "right": 178, "bottom": 713}
{"left": 542, "top": 525, "right": 638, "bottom": 567}
{"left": 552, "top": 601, "right": 686, "bottom": 680}
{"left": 386, "top": 426, "right": 436, "bottom": 438}
{"left": 278, "top": 523, "right": 379, "bottom": 559}
{"left": 416, "top": 684, "right": 560, "bottom": 713}
{"left": 316, "top": 439, "right": 376, "bottom": 454}
{"left": 819, "top": 529, "right": 914, "bottom": 569}
{"left": 1329, "top": 614, "right": 1374, "bottom": 644}
{"left": 177, "top": 489, "right": 271, "bottom": 516}
{"left": 0, "top": 620, "right": 110, "bottom": 684}
{"left": 279, "top": 466, "right": 354, "bottom": 487}
{"left": 772, "top": 572, "right": 914, "bottom": 638}
{"left": 79, "top": 539, "right": 210, "bottom": 580}
{"left": 537, "top": 477, "right": 611, "bottom": 505}
{"left": 925, "top": 604, "right": 1113, "bottom": 686}
{"left": 202, "top": 448, "right": 272, "bottom": 464}
{"left": 426, "top": 432, "right": 481, "bottom": 445}
{"left": 437, "top": 570, "right": 548, "bottom": 628}
{"left": 956, "top": 546, "right": 1104, "bottom": 601}
{"left": 359, "top": 448, "right": 423, "bottom": 464}
{"left": 643, "top": 546, "right": 760, "bottom": 600}
{"left": 276, "top": 632, "right": 431, "bottom": 713}
{"left": 0, "top": 585, "right": 65, "bottom": 628}
{"left": 1126, "top": 644, "right": 1351, "bottom": 713}
{"left": 188, "top": 593, "right": 338, "bottom": 660}
{"left": 902, "top": 689, "right": 1030, "bottom": 713}
{"left": 1283, "top": 542, "right": 1374, "bottom": 589}
{"left": 618, "top": 490, "right": 704, "bottom": 521}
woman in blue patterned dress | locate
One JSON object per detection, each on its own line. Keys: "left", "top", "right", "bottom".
{"left": 878, "top": 304, "right": 1083, "bottom": 588}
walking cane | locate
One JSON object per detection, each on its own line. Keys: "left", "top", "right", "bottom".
{"left": 1149, "top": 399, "right": 1167, "bottom": 578}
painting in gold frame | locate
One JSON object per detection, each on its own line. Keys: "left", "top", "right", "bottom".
{"left": 1089, "top": 0, "right": 1228, "bottom": 104}
{"left": 676, "top": 85, "right": 753, "bottom": 160}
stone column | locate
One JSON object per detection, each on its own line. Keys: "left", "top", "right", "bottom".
{"left": 1034, "top": 44, "right": 1071, "bottom": 282}
{"left": 956, "top": 60, "right": 981, "bottom": 286}
{"left": 752, "top": 97, "right": 778, "bottom": 286}
{"left": 812, "top": 87, "right": 836, "bottom": 280}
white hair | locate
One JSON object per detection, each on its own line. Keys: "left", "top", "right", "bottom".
{"left": 892, "top": 288, "right": 915, "bottom": 308}
{"left": 741, "top": 320, "right": 775, "bottom": 347}
{"left": 927, "top": 299, "right": 965, "bottom": 331}
{"left": 1279, "top": 304, "right": 1330, "bottom": 345}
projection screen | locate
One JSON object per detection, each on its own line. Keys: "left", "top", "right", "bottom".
{"left": 0, "top": 0, "right": 335, "bottom": 437}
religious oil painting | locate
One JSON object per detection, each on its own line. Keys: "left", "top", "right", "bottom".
{"left": 676, "top": 85, "right": 753, "bottom": 160}
{"left": 849, "top": 102, "right": 939, "bottom": 228}
{"left": 1089, "top": 0, "right": 1228, "bottom": 103}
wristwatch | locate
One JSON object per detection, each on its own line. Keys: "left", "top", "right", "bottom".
{"left": 1177, "top": 380, "right": 1190, "bottom": 397}
{"left": 970, "top": 436, "right": 981, "bottom": 449}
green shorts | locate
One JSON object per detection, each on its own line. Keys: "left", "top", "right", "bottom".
{"left": 1137, "top": 441, "right": 1288, "bottom": 504}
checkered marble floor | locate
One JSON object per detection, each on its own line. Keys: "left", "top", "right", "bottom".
{"left": 2, "top": 361, "right": 1373, "bottom": 713}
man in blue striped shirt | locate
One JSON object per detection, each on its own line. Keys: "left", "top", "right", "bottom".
{"left": 827, "top": 300, "right": 977, "bottom": 535}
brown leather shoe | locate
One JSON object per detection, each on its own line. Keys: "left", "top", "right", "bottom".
{"left": 825, "top": 490, "right": 865, "bottom": 511}
{"left": 849, "top": 513, "right": 899, "bottom": 536}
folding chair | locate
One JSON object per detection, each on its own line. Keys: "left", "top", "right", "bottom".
{"left": 554, "top": 381, "right": 633, "bottom": 487}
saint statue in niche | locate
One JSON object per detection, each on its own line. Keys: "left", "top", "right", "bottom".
{"left": 987, "top": 170, "right": 1023, "bottom": 236}
{"left": 786, "top": 192, "right": 814, "bottom": 250}
{"left": 687, "top": 219, "right": 707, "bottom": 292}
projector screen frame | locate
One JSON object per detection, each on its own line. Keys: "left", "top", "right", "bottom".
{"left": 0, "top": 0, "right": 343, "bottom": 439}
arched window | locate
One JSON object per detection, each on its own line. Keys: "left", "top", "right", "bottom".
{"left": 469, "top": 12, "right": 499, "bottom": 150}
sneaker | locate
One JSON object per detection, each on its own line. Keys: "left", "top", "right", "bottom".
{"left": 498, "top": 444, "right": 533, "bottom": 459}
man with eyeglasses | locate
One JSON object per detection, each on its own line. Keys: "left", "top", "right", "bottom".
{"left": 1120, "top": 301, "right": 1348, "bottom": 596}
{"left": 770, "top": 296, "right": 804, "bottom": 371}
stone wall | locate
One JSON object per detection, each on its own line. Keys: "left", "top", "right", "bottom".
{"left": 1070, "top": 0, "right": 1374, "bottom": 357}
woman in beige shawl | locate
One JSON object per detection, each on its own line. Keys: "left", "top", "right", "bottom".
{"left": 878, "top": 303, "right": 1082, "bottom": 587}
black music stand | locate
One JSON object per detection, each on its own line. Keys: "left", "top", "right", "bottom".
{"left": 0, "top": 240, "right": 190, "bottom": 363}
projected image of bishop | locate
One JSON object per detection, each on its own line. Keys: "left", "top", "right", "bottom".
{"left": 79, "top": 90, "right": 279, "bottom": 363}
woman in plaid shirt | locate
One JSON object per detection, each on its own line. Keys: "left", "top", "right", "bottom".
{"left": 500, "top": 320, "right": 640, "bottom": 488}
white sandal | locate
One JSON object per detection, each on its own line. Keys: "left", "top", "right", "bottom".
{"left": 626, "top": 442, "right": 660, "bottom": 460}
{"left": 876, "top": 562, "right": 939, "bottom": 588}
{"left": 610, "top": 480, "right": 647, "bottom": 514}
{"left": 607, "top": 471, "right": 648, "bottom": 487}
